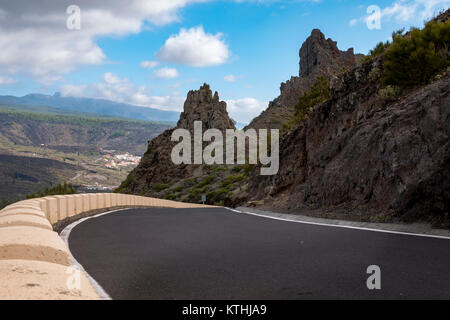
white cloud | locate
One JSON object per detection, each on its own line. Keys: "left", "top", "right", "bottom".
{"left": 60, "top": 72, "right": 184, "bottom": 112}
{"left": 226, "top": 97, "right": 267, "bottom": 124}
{"left": 349, "top": 19, "right": 359, "bottom": 26}
{"left": 349, "top": 0, "right": 449, "bottom": 26}
{"left": 0, "top": 0, "right": 207, "bottom": 83}
{"left": 224, "top": 74, "right": 238, "bottom": 82}
{"left": 140, "top": 61, "right": 158, "bottom": 69}
{"left": 154, "top": 67, "right": 180, "bottom": 79}
{"left": 157, "top": 26, "right": 230, "bottom": 67}
{"left": 58, "top": 84, "right": 87, "bottom": 97}
{"left": 0, "top": 76, "right": 17, "bottom": 85}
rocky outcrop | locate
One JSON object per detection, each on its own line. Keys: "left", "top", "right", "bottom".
{"left": 248, "top": 55, "right": 450, "bottom": 225}
{"left": 119, "top": 84, "right": 235, "bottom": 194}
{"left": 248, "top": 29, "right": 361, "bottom": 129}
{"left": 177, "top": 84, "right": 235, "bottom": 131}
{"left": 299, "top": 29, "right": 358, "bottom": 78}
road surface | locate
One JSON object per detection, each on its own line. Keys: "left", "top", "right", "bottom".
{"left": 68, "top": 207, "right": 450, "bottom": 299}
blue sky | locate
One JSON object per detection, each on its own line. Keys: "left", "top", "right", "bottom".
{"left": 0, "top": 0, "right": 448, "bottom": 123}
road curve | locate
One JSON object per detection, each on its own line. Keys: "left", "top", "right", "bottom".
{"left": 68, "top": 207, "right": 450, "bottom": 300}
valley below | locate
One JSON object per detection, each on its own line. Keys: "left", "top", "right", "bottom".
{"left": 0, "top": 106, "right": 173, "bottom": 203}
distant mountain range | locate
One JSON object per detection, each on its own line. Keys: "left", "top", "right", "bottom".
{"left": 0, "top": 93, "right": 180, "bottom": 123}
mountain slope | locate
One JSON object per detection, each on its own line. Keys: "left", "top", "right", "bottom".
{"left": 0, "top": 108, "right": 172, "bottom": 155}
{"left": 0, "top": 107, "right": 173, "bottom": 202}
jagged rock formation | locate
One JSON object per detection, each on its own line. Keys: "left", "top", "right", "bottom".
{"left": 177, "top": 84, "right": 235, "bottom": 131}
{"left": 248, "top": 55, "right": 450, "bottom": 225}
{"left": 118, "top": 84, "right": 235, "bottom": 195}
{"left": 248, "top": 29, "right": 362, "bottom": 129}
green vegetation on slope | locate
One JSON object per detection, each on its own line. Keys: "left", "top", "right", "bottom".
{"left": 26, "top": 182, "right": 77, "bottom": 199}
{"left": 0, "top": 107, "right": 173, "bottom": 155}
{"left": 0, "top": 154, "right": 79, "bottom": 205}
{"left": 382, "top": 19, "right": 449, "bottom": 87}
{"left": 0, "top": 108, "right": 171, "bottom": 127}
{"left": 365, "top": 18, "right": 449, "bottom": 88}
{"left": 282, "top": 76, "right": 331, "bottom": 132}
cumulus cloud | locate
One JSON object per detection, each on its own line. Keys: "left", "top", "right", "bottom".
{"left": 349, "top": 0, "right": 449, "bottom": 27}
{"left": 157, "top": 26, "right": 230, "bottom": 67}
{"left": 60, "top": 72, "right": 184, "bottom": 112}
{"left": 154, "top": 67, "right": 180, "bottom": 79}
{"left": 140, "top": 61, "right": 159, "bottom": 69}
{"left": 0, "top": 0, "right": 207, "bottom": 83}
{"left": 224, "top": 75, "right": 238, "bottom": 83}
{"left": 226, "top": 97, "right": 267, "bottom": 124}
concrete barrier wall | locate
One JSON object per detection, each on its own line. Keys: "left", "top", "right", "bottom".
{"left": 0, "top": 193, "right": 217, "bottom": 300}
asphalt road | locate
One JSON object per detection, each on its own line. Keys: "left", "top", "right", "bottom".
{"left": 68, "top": 207, "right": 450, "bottom": 300}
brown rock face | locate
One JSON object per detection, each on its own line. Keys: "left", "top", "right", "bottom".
{"left": 119, "top": 84, "right": 235, "bottom": 194}
{"left": 248, "top": 29, "right": 360, "bottom": 130}
{"left": 177, "top": 83, "right": 235, "bottom": 131}
{"left": 248, "top": 56, "right": 450, "bottom": 224}
{"left": 299, "top": 29, "right": 357, "bottom": 78}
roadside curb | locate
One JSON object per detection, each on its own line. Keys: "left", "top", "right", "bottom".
{"left": 231, "top": 207, "right": 450, "bottom": 240}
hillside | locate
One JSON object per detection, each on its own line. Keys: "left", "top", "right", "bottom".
{"left": 0, "top": 108, "right": 172, "bottom": 155}
{"left": 119, "top": 11, "right": 449, "bottom": 227}
{"left": 0, "top": 92, "right": 180, "bottom": 122}
{"left": 0, "top": 154, "right": 79, "bottom": 202}
{"left": 0, "top": 107, "right": 173, "bottom": 203}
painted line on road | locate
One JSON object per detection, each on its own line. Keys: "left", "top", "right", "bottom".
{"left": 225, "top": 207, "right": 450, "bottom": 240}
{"left": 60, "top": 209, "right": 129, "bottom": 300}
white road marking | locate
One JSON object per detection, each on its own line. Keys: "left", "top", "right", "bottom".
{"left": 225, "top": 207, "right": 450, "bottom": 240}
{"left": 60, "top": 209, "right": 129, "bottom": 300}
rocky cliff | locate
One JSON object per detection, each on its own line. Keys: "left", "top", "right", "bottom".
{"left": 248, "top": 55, "right": 449, "bottom": 225}
{"left": 248, "top": 29, "right": 362, "bottom": 130}
{"left": 118, "top": 84, "right": 237, "bottom": 196}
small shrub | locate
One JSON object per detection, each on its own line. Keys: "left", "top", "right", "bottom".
{"left": 368, "top": 66, "right": 382, "bottom": 82}
{"left": 166, "top": 193, "right": 176, "bottom": 200}
{"left": 115, "top": 174, "right": 134, "bottom": 192}
{"left": 242, "top": 164, "right": 255, "bottom": 176}
{"left": 188, "top": 187, "right": 203, "bottom": 201}
{"left": 231, "top": 166, "right": 242, "bottom": 173}
{"left": 173, "top": 186, "right": 183, "bottom": 193}
{"left": 378, "top": 85, "right": 401, "bottom": 99}
{"left": 211, "top": 166, "right": 227, "bottom": 174}
{"left": 152, "top": 183, "right": 169, "bottom": 192}
{"left": 198, "top": 175, "right": 215, "bottom": 188}
{"left": 220, "top": 174, "right": 246, "bottom": 188}
{"left": 27, "top": 182, "right": 77, "bottom": 199}
{"left": 184, "top": 178, "right": 197, "bottom": 187}
{"left": 1, "top": 199, "right": 9, "bottom": 210}
{"left": 362, "top": 40, "right": 392, "bottom": 63}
